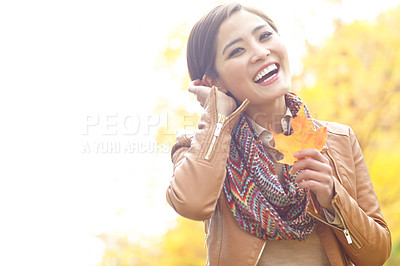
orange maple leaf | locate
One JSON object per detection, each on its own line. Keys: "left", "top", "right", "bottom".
{"left": 271, "top": 104, "right": 327, "bottom": 165}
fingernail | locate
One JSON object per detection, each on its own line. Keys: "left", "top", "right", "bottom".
{"left": 293, "top": 151, "right": 299, "bottom": 157}
{"left": 289, "top": 166, "right": 294, "bottom": 174}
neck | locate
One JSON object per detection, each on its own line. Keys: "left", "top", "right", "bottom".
{"left": 246, "top": 96, "right": 287, "bottom": 133}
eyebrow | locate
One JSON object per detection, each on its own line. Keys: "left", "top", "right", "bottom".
{"left": 222, "top": 24, "right": 268, "bottom": 55}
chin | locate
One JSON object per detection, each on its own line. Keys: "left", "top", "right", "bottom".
{"left": 278, "top": 82, "right": 291, "bottom": 97}
{"left": 272, "top": 83, "right": 291, "bottom": 97}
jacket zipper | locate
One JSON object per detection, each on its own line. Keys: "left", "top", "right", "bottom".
{"left": 204, "top": 92, "right": 248, "bottom": 160}
{"left": 255, "top": 241, "right": 266, "bottom": 266}
{"left": 307, "top": 209, "right": 361, "bottom": 249}
{"left": 331, "top": 202, "right": 361, "bottom": 249}
{"left": 309, "top": 149, "right": 362, "bottom": 249}
{"left": 204, "top": 217, "right": 213, "bottom": 249}
{"left": 205, "top": 88, "right": 225, "bottom": 160}
{"left": 205, "top": 114, "right": 226, "bottom": 160}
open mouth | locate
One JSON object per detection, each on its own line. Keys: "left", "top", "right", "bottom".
{"left": 253, "top": 63, "right": 279, "bottom": 83}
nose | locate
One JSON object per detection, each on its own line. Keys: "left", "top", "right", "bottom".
{"left": 251, "top": 44, "right": 270, "bottom": 63}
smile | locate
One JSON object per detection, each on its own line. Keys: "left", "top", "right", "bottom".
{"left": 253, "top": 63, "right": 279, "bottom": 84}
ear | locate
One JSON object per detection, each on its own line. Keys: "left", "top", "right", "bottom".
{"left": 202, "top": 75, "right": 229, "bottom": 94}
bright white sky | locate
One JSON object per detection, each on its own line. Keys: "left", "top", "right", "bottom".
{"left": 1, "top": 0, "right": 399, "bottom": 265}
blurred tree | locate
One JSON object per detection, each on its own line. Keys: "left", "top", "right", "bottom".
{"left": 97, "top": 217, "right": 206, "bottom": 266}
{"left": 97, "top": 20, "right": 206, "bottom": 266}
{"left": 293, "top": 6, "right": 400, "bottom": 265}
{"left": 98, "top": 3, "right": 400, "bottom": 266}
{"left": 153, "top": 23, "right": 200, "bottom": 148}
{"left": 295, "top": 8, "right": 400, "bottom": 157}
{"left": 157, "top": 217, "right": 207, "bottom": 265}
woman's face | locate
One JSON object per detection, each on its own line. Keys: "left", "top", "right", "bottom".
{"left": 214, "top": 10, "right": 291, "bottom": 106}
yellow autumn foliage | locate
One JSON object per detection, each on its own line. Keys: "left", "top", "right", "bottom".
{"left": 98, "top": 4, "right": 400, "bottom": 266}
{"left": 296, "top": 6, "right": 400, "bottom": 265}
{"left": 98, "top": 217, "right": 206, "bottom": 266}
{"left": 272, "top": 104, "right": 328, "bottom": 165}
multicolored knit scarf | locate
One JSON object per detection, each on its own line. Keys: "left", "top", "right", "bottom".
{"left": 223, "top": 91, "right": 315, "bottom": 241}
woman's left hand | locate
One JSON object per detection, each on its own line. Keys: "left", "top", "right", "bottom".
{"left": 289, "top": 148, "right": 335, "bottom": 213}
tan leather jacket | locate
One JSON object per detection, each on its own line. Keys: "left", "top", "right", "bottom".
{"left": 166, "top": 87, "right": 391, "bottom": 266}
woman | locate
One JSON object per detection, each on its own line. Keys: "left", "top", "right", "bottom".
{"left": 166, "top": 3, "right": 391, "bottom": 265}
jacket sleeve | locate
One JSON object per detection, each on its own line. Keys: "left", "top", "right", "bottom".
{"left": 331, "top": 127, "right": 391, "bottom": 265}
{"left": 166, "top": 87, "right": 248, "bottom": 221}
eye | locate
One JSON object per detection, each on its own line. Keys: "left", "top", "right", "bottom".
{"left": 260, "top": 31, "right": 272, "bottom": 41}
{"left": 228, "top": 47, "right": 244, "bottom": 58}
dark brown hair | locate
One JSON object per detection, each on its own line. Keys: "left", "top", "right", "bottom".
{"left": 187, "top": 3, "right": 278, "bottom": 81}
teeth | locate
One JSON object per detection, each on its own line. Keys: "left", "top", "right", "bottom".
{"left": 254, "top": 64, "right": 278, "bottom": 82}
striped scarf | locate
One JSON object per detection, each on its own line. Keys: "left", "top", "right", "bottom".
{"left": 223, "top": 92, "right": 315, "bottom": 241}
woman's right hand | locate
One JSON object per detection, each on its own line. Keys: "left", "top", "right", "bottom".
{"left": 188, "top": 79, "right": 237, "bottom": 117}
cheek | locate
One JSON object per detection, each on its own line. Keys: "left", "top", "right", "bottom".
{"left": 219, "top": 65, "right": 246, "bottom": 92}
{"left": 221, "top": 61, "right": 248, "bottom": 82}
{"left": 215, "top": 59, "right": 249, "bottom": 102}
{"left": 220, "top": 75, "right": 247, "bottom": 102}
{"left": 277, "top": 43, "right": 289, "bottom": 68}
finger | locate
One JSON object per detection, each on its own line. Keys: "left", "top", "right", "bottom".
{"left": 297, "top": 178, "right": 319, "bottom": 189}
{"left": 298, "top": 179, "right": 334, "bottom": 206}
{"left": 297, "top": 179, "right": 332, "bottom": 196}
{"left": 188, "top": 82, "right": 200, "bottom": 94}
{"left": 188, "top": 84, "right": 210, "bottom": 95}
{"left": 191, "top": 79, "right": 201, "bottom": 86}
{"left": 188, "top": 80, "right": 200, "bottom": 93}
{"left": 294, "top": 169, "right": 330, "bottom": 184}
{"left": 290, "top": 157, "right": 330, "bottom": 174}
{"left": 293, "top": 148, "right": 328, "bottom": 164}
{"left": 188, "top": 85, "right": 206, "bottom": 99}
{"left": 188, "top": 86, "right": 197, "bottom": 94}
{"left": 187, "top": 86, "right": 211, "bottom": 108}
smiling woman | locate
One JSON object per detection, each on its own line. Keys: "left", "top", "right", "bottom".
{"left": 166, "top": 3, "right": 391, "bottom": 266}
{"left": 212, "top": 10, "right": 291, "bottom": 123}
